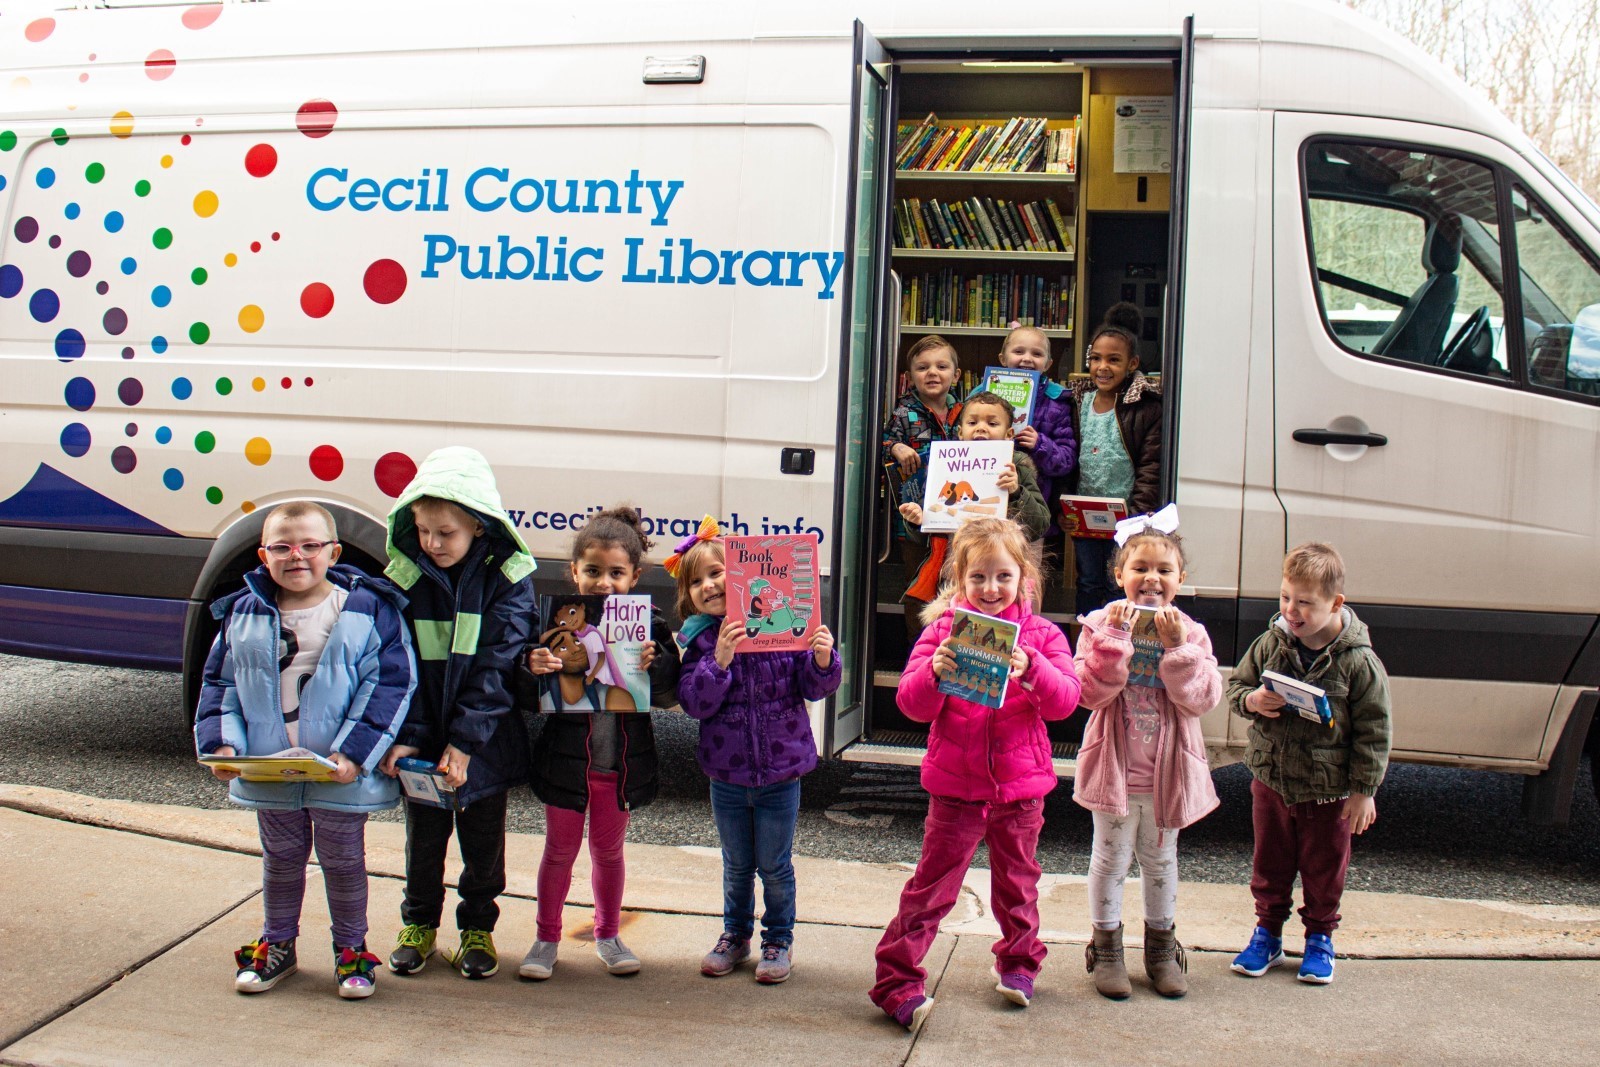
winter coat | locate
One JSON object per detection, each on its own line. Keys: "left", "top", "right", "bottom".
{"left": 882, "top": 388, "right": 962, "bottom": 509}
{"left": 518, "top": 608, "right": 681, "bottom": 813}
{"left": 1228, "top": 608, "right": 1392, "bottom": 805}
{"left": 676, "top": 615, "right": 842, "bottom": 787}
{"left": 385, "top": 446, "right": 537, "bottom": 806}
{"left": 194, "top": 563, "right": 417, "bottom": 813}
{"left": 1071, "top": 606, "right": 1223, "bottom": 831}
{"left": 1067, "top": 372, "right": 1163, "bottom": 516}
{"left": 1022, "top": 379, "right": 1078, "bottom": 535}
{"left": 896, "top": 594, "right": 1081, "bottom": 803}
{"left": 901, "top": 451, "right": 1051, "bottom": 604}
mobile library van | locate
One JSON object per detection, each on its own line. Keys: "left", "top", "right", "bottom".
{"left": 2, "top": 0, "right": 1597, "bottom": 825}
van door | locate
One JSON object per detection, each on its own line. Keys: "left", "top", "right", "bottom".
{"left": 1269, "top": 112, "right": 1600, "bottom": 764}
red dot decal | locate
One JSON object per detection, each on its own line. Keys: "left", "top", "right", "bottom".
{"left": 304, "top": 377, "right": 314, "bottom": 387}
{"left": 375, "top": 452, "right": 418, "bottom": 498}
{"left": 25, "top": 18, "right": 55, "bottom": 43}
{"left": 145, "top": 49, "right": 177, "bottom": 81}
{"left": 300, "top": 282, "right": 334, "bottom": 318}
{"left": 280, "top": 377, "right": 292, "bottom": 389}
{"left": 363, "top": 259, "right": 407, "bottom": 304}
{"left": 180, "top": 134, "right": 192, "bottom": 146}
{"left": 309, "top": 444, "right": 343, "bottom": 481}
{"left": 250, "top": 241, "right": 262, "bottom": 253}
{"left": 271, "top": 232, "right": 281, "bottom": 241}
{"left": 244, "top": 143, "right": 277, "bottom": 178}
{"left": 296, "top": 99, "right": 338, "bottom": 139}
{"left": 182, "top": 6, "right": 222, "bottom": 30}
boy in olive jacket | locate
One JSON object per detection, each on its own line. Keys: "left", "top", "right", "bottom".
{"left": 1225, "top": 542, "right": 1391, "bottom": 985}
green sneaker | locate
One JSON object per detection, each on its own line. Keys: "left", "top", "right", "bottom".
{"left": 387, "top": 924, "right": 436, "bottom": 975}
{"left": 451, "top": 929, "right": 498, "bottom": 979}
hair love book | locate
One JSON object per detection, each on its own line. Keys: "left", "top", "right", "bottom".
{"left": 725, "top": 534, "right": 820, "bottom": 652}
{"left": 921, "top": 440, "right": 1014, "bottom": 532}
{"left": 939, "top": 607, "right": 1019, "bottom": 709}
{"left": 534, "top": 593, "right": 653, "bottom": 712}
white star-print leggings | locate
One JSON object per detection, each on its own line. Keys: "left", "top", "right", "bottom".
{"left": 1088, "top": 793, "right": 1178, "bottom": 931}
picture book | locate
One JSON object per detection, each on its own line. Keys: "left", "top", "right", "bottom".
{"left": 921, "top": 440, "right": 1014, "bottom": 533}
{"left": 938, "top": 608, "right": 1020, "bottom": 709}
{"left": 979, "top": 366, "right": 1042, "bottom": 428}
{"left": 534, "top": 593, "right": 653, "bottom": 713}
{"left": 1126, "top": 605, "right": 1167, "bottom": 689}
{"left": 725, "top": 535, "right": 821, "bottom": 653}
{"left": 393, "top": 756, "right": 461, "bottom": 810}
{"left": 1059, "top": 494, "right": 1129, "bottom": 539}
{"left": 198, "top": 748, "right": 339, "bottom": 782}
{"left": 1261, "top": 670, "right": 1335, "bottom": 728}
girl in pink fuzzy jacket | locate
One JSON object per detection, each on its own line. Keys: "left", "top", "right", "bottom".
{"left": 1073, "top": 514, "right": 1222, "bottom": 1001}
{"left": 871, "top": 518, "right": 1081, "bottom": 1033}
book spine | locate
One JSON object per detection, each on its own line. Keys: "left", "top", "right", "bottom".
{"left": 1045, "top": 198, "right": 1074, "bottom": 253}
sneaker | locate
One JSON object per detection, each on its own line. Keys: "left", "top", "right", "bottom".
{"left": 335, "top": 943, "right": 381, "bottom": 1000}
{"left": 596, "top": 937, "right": 641, "bottom": 976}
{"left": 890, "top": 994, "right": 935, "bottom": 1035}
{"left": 753, "top": 943, "right": 791, "bottom": 984}
{"left": 1230, "top": 926, "right": 1285, "bottom": 977}
{"left": 518, "top": 940, "right": 559, "bottom": 980}
{"left": 991, "top": 966, "right": 1034, "bottom": 1007}
{"left": 1298, "top": 932, "right": 1336, "bottom": 984}
{"left": 700, "top": 933, "right": 751, "bottom": 977}
{"left": 234, "top": 937, "right": 297, "bottom": 994}
{"left": 387, "top": 924, "right": 436, "bottom": 975}
{"left": 450, "top": 929, "right": 498, "bottom": 979}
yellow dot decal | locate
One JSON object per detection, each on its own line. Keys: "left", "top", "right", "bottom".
{"left": 160, "top": 154, "right": 173, "bottom": 169}
{"left": 241, "top": 500, "right": 256, "bottom": 514}
{"left": 251, "top": 377, "right": 266, "bottom": 391}
{"left": 11, "top": 77, "right": 31, "bottom": 92}
{"left": 110, "top": 111, "right": 135, "bottom": 138}
{"left": 244, "top": 437, "right": 272, "bottom": 465}
{"left": 193, "top": 190, "right": 218, "bottom": 218}
{"left": 237, "top": 304, "right": 264, "bottom": 333}
{"left": 224, "top": 252, "right": 238, "bottom": 267}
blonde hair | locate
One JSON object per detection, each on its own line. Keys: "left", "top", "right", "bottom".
{"left": 1000, "top": 324, "right": 1051, "bottom": 361}
{"left": 261, "top": 500, "right": 337, "bottom": 544}
{"left": 673, "top": 538, "right": 726, "bottom": 620}
{"left": 1284, "top": 541, "right": 1345, "bottom": 599}
{"left": 411, "top": 496, "right": 484, "bottom": 536}
{"left": 921, "top": 517, "right": 1043, "bottom": 625}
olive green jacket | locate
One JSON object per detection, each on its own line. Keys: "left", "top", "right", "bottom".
{"left": 1227, "top": 608, "right": 1392, "bottom": 805}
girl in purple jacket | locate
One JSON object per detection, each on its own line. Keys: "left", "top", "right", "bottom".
{"left": 668, "top": 519, "right": 841, "bottom": 986}
{"left": 997, "top": 325, "right": 1077, "bottom": 532}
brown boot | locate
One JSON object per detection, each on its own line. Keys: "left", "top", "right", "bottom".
{"left": 1143, "top": 922, "right": 1188, "bottom": 997}
{"left": 1085, "top": 924, "right": 1131, "bottom": 999}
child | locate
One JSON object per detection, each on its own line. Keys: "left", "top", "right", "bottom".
{"left": 195, "top": 501, "right": 416, "bottom": 999}
{"left": 513, "top": 506, "right": 682, "bottom": 980}
{"left": 670, "top": 517, "right": 841, "bottom": 984}
{"left": 897, "top": 390, "right": 1050, "bottom": 627}
{"left": 1072, "top": 511, "right": 1223, "bottom": 999}
{"left": 377, "top": 446, "right": 536, "bottom": 980}
{"left": 996, "top": 324, "right": 1077, "bottom": 537}
{"left": 1067, "top": 321, "right": 1162, "bottom": 614}
{"left": 1227, "top": 542, "right": 1392, "bottom": 984}
{"left": 871, "top": 517, "right": 1081, "bottom": 1031}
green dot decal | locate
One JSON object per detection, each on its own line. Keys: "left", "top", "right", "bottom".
{"left": 189, "top": 321, "right": 210, "bottom": 345}
{"left": 206, "top": 487, "right": 224, "bottom": 505}
{"left": 195, "top": 431, "right": 216, "bottom": 454}
{"left": 135, "top": 179, "right": 152, "bottom": 197}
{"left": 51, "top": 128, "right": 68, "bottom": 146}
{"left": 85, "top": 162, "right": 105, "bottom": 183}
{"left": 216, "top": 376, "right": 232, "bottom": 395}
{"left": 153, "top": 227, "right": 173, "bottom": 249}
{"left": 191, "top": 267, "right": 208, "bottom": 285}
{"left": 0, "top": 131, "right": 16, "bottom": 152}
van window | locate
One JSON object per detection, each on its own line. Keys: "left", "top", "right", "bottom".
{"left": 1512, "top": 185, "right": 1600, "bottom": 398}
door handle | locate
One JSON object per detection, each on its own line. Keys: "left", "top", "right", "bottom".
{"left": 1292, "top": 429, "right": 1388, "bottom": 447}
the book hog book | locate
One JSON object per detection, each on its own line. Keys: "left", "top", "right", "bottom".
{"left": 725, "top": 534, "right": 820, "bottom": 653}
{"left": 938, "top": 607, "right": 1020, "bottom": 709}
{"left": 534, "top": 593, "right": 652, "bottom": 712}
{"left": 920, "top": 439, "right": 1014, "bottom": 533}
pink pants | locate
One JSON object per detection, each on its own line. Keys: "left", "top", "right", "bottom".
{"left": 536, "top": 770, "right": 630, "bottom": 942}
{"left": 870, "top": 794, "right": 1047, "bottom": 1014}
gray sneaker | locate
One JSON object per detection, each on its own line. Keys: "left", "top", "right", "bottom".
{"left": 754, "top": 943, "right": 792, "bottom": 984}
{"left": 700, "top": 933, "right": 751, "bottom": 977}
{"left": 518, "top": 940, "right": 558, "bottom": 981}
{"left": 595, "top": 937, "right": 641, "bottom": 976}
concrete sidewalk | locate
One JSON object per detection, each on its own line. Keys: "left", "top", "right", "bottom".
{"left": 3, "top": 784, "right": 1598, "bottom": 1066}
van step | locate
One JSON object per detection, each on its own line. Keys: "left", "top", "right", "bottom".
{"left": 839, "top": 730, "right": 1080, "bottom": 777}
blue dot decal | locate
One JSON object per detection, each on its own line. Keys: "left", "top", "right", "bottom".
{"left": 65, "top": 376, "right": 95, "bottom": 411}
{"left": 151, "top": 285, "right": 171, "bottom": 308}
{"left": 151, "top": 335, "right": 169, "bottom": 354}
{"left": 0, "top": 264, "right": 21, "bottom": 298}
{"left": 163, "top": 468, "right": 184, "bottom": 490}
{"left": 105, "top": 211, "right": 124, "bottom": 233}
{"left": 155, "top": 426, "right": 173, "bottom": 444}
{"left": 29, "top": 288, "right": 60, "bottom": 322}
{"left": 0, "top": 175, "right": 7, "bottom": 192}
{"left": 171, "top": 376, "right": 192, "bottom": 400}
{"left": 64, "top": 202, "right": 81, "bottom": 220}
{"left": 55, "top": 328, "right": 86, "bottom": 362}
{"left": 36, "top": 167, "right": 56, "bottom": 190}
{"left": 60, "top": 422, "right": 91, "bottom": 458}
{"left": 120, "top": 257, "right": 137, "bottom": 275}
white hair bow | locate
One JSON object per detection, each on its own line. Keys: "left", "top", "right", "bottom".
{"left": 1113, "top": 502, "right": 1180, "bottom": 546}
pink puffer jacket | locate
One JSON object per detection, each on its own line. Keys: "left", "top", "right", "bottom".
{"left": 897, "top": 596, "right": 1081, "bottom": 803}
{"left": 1071, "top": 607, "right": 1223, "bottom": 831}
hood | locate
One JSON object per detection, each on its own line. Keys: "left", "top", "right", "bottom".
{"left": 383, "top": 446, "right": 534, "bottom": 590}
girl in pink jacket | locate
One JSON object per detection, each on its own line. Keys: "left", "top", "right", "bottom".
{"left": 871, "top": 518, "right": 1081, "bottom": 1033}
{"left": 1072, "top": 517, "right": 1222, "bottom": 1000}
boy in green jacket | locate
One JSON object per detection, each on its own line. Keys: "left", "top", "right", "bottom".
{"left": 1225, "top": 542, "right": 1391, "bottom": 985}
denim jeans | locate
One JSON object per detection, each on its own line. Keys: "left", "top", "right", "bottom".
{"left": 1074, "top": 535, "right": 1120, "bottom": 616}
{"left": 708, "top": 778, "right": 802, "bottom": 947}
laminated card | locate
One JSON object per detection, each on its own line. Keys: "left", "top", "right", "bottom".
{"left": 535, "top": 593, "right": 652, "bottom": 712}
{"left": 938, "top": 607, "right": 1019, "bottom": 709}
{"left": 979, "top": 366, "right": 1042, "bottom": 428}
{"left": 920, "top": 440, "right": 1014, "bottom": 533}
{"left": 725, "top": 534, "right": 820, "bottom": 653}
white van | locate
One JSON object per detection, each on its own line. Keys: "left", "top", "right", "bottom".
{"left": 1, "top": 1, "right": 1596, "bottom": 824}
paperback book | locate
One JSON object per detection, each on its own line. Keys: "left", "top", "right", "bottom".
{"left": 534, "top": 593, "right": 653, "bottom": 712}
{"left": 198, "top": 748, "right": 339, "bottom": 782}
{"left": 393, "top": 756, "right": 461, "bottom": 810}
{"left": 1059, "top": 494, "right": 1129, "bottom": 539}
{"left": 1126, "top": 605, "right": 1167, "bottom": 689}
{"left": 725, "top": 534, "right": 820, "bottom": 653}
{"left": 1261, "top": 670, "right": 1335, "bottom": 727}
{"left": 979, "top": 366, "right": 1042, "bottom": 428}
{"left": 938, "top": 607, "right": 1019, "bottom": 709}
{"left": 921, "top": 440, "right": 1014, "bottom": 533}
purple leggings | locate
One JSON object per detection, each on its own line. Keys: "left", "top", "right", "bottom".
{"left": 257, "top": 808, "right": 370, "bottom": 947}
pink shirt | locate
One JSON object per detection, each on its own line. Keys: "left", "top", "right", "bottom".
{"left": 1122, "top": 684, "right": 1161, "bottom": 792}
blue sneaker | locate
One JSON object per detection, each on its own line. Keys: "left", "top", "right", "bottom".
{"left": 1298, "top": 933, "right": 1335, "bottom": 984}
{"left": 1230, "top": 926, "right": 1284, "bottom": 977}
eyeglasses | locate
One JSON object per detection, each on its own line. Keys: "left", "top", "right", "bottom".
{"left": 262, "top": 540, "right": 337, "bottom": 559}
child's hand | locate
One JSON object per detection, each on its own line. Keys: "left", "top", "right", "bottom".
{"left": 996, "top": 461, "right": 1019, "bottom": 494}
{"left": 898, "top": 502, "right": 924, "bottom": 526}
{"left": 713, "top": 615, "right": 745, "bottom": 669}
{"left": 206, "top": 745, "right": 240, "bottom": 782}
{"left": 1246, "top": 686, "right": 1286, "bottom": 718}
{"left": 1154, "top": 606, "right": 1187, "bottom": 648}
{"left": 1344, "top": 793, "right": 1377, "bottom": 835}
{"left": 328, "top": 751, "right": 360, "bottom": 785}
{"left": 891, "top": 442, "right": 921, "bottom": 476}
{"left": 437, "top": 744, "right": 471, "bottom": 789}
{"left": 640, "top": 641, "right": 657, "bottom": 672}
{"left": 379, "top": 744, "right": 420, "bottom": 777}
{"left": 810, "top": 625, "right": 835, "bottom": 668}
{"left": 527, "top": 647, "right": 562, "bottom": 674}
{"left": 931, "top": 638, "right": 958, "bottom": 680}
{"left": 1103, "top": 599, "right": 1136, "bottom": 631}
{"left": 1014, "top": 425, "right": 1039, "bottom": 450}
{"left": 1009, "top": 645, "right": 1030, "bottom": 679}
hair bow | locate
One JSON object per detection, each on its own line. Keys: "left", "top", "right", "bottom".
{"left": 1113, "top": 502, "right": 1180, "bottom": 546}
{"left": 662, "top": 514, "right": 722, "bottom": 578}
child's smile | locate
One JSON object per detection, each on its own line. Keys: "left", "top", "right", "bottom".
{"left": 1115, "top": 542, "right": 1184, "bottom": 608}
{"left": 690, "top": 559, "right": 727, "bottom": 616}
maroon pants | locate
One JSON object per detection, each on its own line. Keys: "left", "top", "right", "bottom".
{"left": 1249, "top": 778, "right": 1351, "bottom": 937}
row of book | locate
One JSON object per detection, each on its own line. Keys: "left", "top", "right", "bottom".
{"left": 902, "top": 268, "right": 1075, "bottom": 332}
{"left": 895, "top": 195, "right": 1074, "bottom": 255}
{"left": 896, "top": 113, "right": 1079, "bottom": 174}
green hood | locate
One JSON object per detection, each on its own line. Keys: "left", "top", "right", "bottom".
{"left": 384, "top": 446, "right": 535, "bottom": 590}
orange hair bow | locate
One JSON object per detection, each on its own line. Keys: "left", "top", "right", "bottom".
{"left": 662, "top": 514, "right": 723, "bottom": 578}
